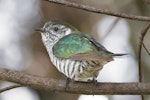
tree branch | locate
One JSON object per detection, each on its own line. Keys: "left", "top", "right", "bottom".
{"left": 0, "top": 84, "right": 21, "bottom": 93}
{"left": 0, "top": 67, "right": 150, "bottom": 95}
{"left": 45, "top": 0, "right": 150, "bottom": 21}
{"left": 101, "top": 18, "right": 120, "bottom": 41}
{"left": 138, "top": 22, "right": 150, "bottom": 82}
{"left": 143, "top": 43, "right": 150, "bottom": 56}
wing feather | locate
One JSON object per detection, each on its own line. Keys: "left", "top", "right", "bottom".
{"left": 52, "top": 32, "right": 113, "bottom": 61}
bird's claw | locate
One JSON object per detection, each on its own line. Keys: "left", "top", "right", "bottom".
{"left": 88, "top": 78, "right": 98, "bottom": 95}
{"left": 65, "top": 77, "right": 71, "bottom": 91}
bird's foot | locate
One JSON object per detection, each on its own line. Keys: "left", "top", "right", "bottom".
{"left": 92, "top": 78, "right": 98, "bottom": 86}
{"left": 87, "top": 78, "right": 98, "bottom": 85}
{"left": 65, "top": 77, "right": 71, "bottom": 91}
{"left": 87, "top": 78, "right": 98, "bottom": 95}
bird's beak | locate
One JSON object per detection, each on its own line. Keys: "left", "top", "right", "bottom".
{"left": 35, "top": 28, "right": 46, "bottom": 33}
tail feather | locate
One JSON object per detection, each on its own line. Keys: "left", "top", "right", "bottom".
{"left": 113, "top": 53, "right": 128, "bottom": 56}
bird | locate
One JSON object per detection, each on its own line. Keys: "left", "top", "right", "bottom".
{"left": 36, "top": 20, "right": 126, "bottom": 82}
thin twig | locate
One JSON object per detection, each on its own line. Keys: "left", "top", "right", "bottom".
{"left": 142, "top": 95, "right": 144, "bottom": 100}
{"left": 142, "top": 43, "right": 150, "bottom": 55}
{"left": 101, "top": 18, "right": 120, "bottom": 41}
{"left": 145, "top": 0, "right": 150, "bottom": 4}
{"left": 0, "top": 67, "right": 150, "bottom": 94}
{"left": 138, "top": 22, "right": 150, "bottom": 82}
{"left": 0, "top": 84, "right": 22, "bottom": 93}
{"left": 45, "top": 0, "right": 150, "bottom": 21}
{"left": 139, "top": 43, "right": 149, "bottom": 100}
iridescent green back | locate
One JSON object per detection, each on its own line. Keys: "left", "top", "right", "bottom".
{"left": 53, "top": 32, "right": 114, "bottom": 61}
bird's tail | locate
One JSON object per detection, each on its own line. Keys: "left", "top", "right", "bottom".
{"left": 113, "top": 53, "right": 128, "bottom": 56}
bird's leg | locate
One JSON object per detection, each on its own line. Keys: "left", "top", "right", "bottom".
{"left": 65, "top": 77, "right": 71, "bottom": 91}
{"left": 91, "top": 78, "right": 98, "bottom": 95}
{"left": 92, "top": 78, "right": 98, "bottom": 86}
{"left": 87, "top": 78, "right": 98, "bottom": 85}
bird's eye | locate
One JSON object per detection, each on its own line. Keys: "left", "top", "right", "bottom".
{"left": 53, "top": 26, "right": 59, "bottom": 32}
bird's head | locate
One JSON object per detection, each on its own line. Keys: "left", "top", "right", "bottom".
{"left": 36, "top": 20, "right": 78, "bottom": 46}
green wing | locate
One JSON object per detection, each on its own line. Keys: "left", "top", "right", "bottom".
{"left": 52, "top": 32, "right": 113, "bottom": 61}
